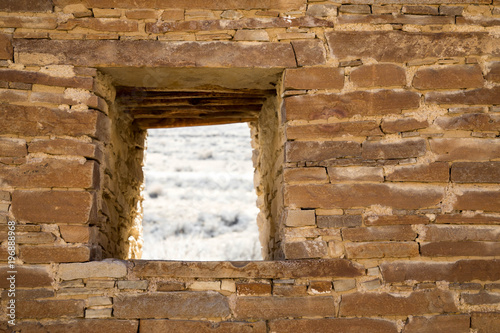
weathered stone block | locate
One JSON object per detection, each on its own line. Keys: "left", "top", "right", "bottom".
{"left": 453, "top": 188, "right": 500, "bottom": 212}
{"left": 306, "top": 4, "right": 337, "bottom": 17}
{"left": 29, "top": 138, "right": 101, "bottom": 160}
{"left": 386, "top": 162, "right": 450, "bottom": 183}
{"left": 58, "top": 18, "right": 138, "bottom": 32}
{"left": 340, "top": 290, "right": 457, "bottom": 316}
{"left": 462, "top": 291, "right": 500, "bottom": 305}
{"left": 339, "top": 4, "right": 370, "bottom": 13}
{"left": 117, "top": 280, "right": 149, "bottom": 290}
{"left": 285, "top": 90, "right": 420, "bottom": 121}
{"left": 285, "top": 184, "right": 444, "bottom": 209}
{"left": 362, "top": 139, "right": 427, "bottom": 160}
{"left": 0, "top": 266, "right": 52, "bottom": 288}
{"left": 237, "top": 282, "right": 272, "bottom": 296}
{"left": 0, "top": 33, "right": 13, "bottom": 60}
{"left": 59, "top": 259, "right": 127, "bottom": 280}
{"left": 125, "top": 9, "right": 157, "bottom": 19}
{"left": 336, "top": 14, "right": 453, "bottom": 26}
{"left": 0, "top": 68, "right": 94, "bottom": 89}
{"left": 270, "top": 318, "right": 397, "bottom": 333}
{"left": 486, "top": 62, "right": 500, "bottom": 82}
{"left": 283, "top": 168, "right": 328, "bottom": 184}
{"left": 284, "top": 209, "right": 316, "bottom": 227}
{"left": 404, "top": 315, "right": 470, "bottom": 333}
{"left": 0, "top": 16, "right": 57, "bottom": 29}
{"left": 426, "top": 87, "right": 500, "bottom": 106}
{"left": 421, "top": 241, "right": 500, "bottom": 257}
{"left": 114, "top": 292, "right": 230, "bottom": 319}
{"left": 12, "top": 190, "right": 96, "bottom": 224}
{"left": 317, "top": 215, "right": 362, "bottom": 228}
{"left": 20, "top": 245, "right": 90, "bottom": 263}
{"left": 85, "top": 0, "right": 305, "bottom": 10}
{"left": 285, "top": 141, "right": 361, "bottom": 162}
{"left": 291, "top": 39, "right": 326, "bottom": 66}
{"left": 381, "top": 118, "right": 428, "bottom": 133}
{"left": 472, "top": 313, "right": 500, "bottom": 333}
{"left": 140, "top": 320, "right": 266, "bottom": 333}
{"left": 234, "top": 296, "right": 335, "bottom": 319}
{"left": 13, "top": 320, "right": 139, "bottom": 333}
{"left": 0, "top": 0, "right": 52, "bottom": 11}
{"left": 435, "top": 113, "right": 500, "bottom": 131}
{"left": 350, "top": 64, "right": 406, "bottom": 88}
{"left": 59, "top": 225, "right": 92, "bottom": 243}
{"left": 419, "top": 225, "right": 500, "bottom": 242}
{"left": 0, "top": 138, "right": 27, "bottom": 157}
{"left": 402, "top": 5, "right": 439, "bottom": 15}
{"left": 16, "top": 232, "right": 55, "bottom": 244}
{"left": 436, "top": 214, "right": 500, "bottom": 225}
{"left": 333, "top": 279, "right": 356, "bottom": 292}
{"left": 283, "top": 240, "right": 328, "bottom": 259}
{"left": 328, "top": 166, "right": 384, "bottom": 182}
{"left": 273, "top": 284, "right": 307, "bottom": 297}
{"left": 343, "top": 226, "right": 416, "bottom": 242}
{"left": 452, "top": 162, "right": 500, "bottom": 183}
{"left": 345, "top": 242, "right": 419, "bottom": 259}
{"left": 285, "top": 67, "right": 344, "bottom": 90}
{"left": 429, "top": 138, "right": 500, "bottom": 161}
{"left": 233, "top": 30, "right": 269, "bottom": 41}
{"left": 286, "top": 121, "right": 382, "bottom": 140}
{"left": 156, "top": 280, "right": 185, "bottom": 291}
{"left": 17, "top": 299, "right": 85, "bottom": 319}
{"left": 86, "top": 308, "right": 112, "bottom": 319}
{"left": 413, "top": 65, "right": 484, "bottom": 90}
{"left": 326, "top": 31, "right": 499, "bottom": 63}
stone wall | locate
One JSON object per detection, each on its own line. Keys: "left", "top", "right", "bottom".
{"left": 1, "top": 0, "right": 500, "bottom": 331}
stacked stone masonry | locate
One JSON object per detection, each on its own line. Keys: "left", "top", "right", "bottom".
{"left": 1, "top": 0, "right": 500, "bottom": 331}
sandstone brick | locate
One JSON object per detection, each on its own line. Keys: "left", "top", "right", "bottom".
{"left": 16, "top": 232, "right": 55, "bottom": 244}
{"left": 273, "top": 284, "right": 307, "bottom": 296}
{"left": 271, "top": 318, "right": 397, "bottom": 333}
{"left": 436, "top": 214, "right": 500, "bottom": 225}
{"left": 114, "top": 292, "right": 230, "bottom": 319}
{"left": 286, "top": 121, "right": 382, "bottom": 140}
{"left": 336, "top": 14, "right": 453, "bottom": 26}
{"left": 306, "top": 4, "right": 337, "bottom": 17}
{"left": 343, "top": 226, "right": 416, "bottom": 242}
{"left": 12, "top": 190, "right": 96, "bottom": 224}
{"left": 0, "top": 88, "right": 29, "bottom": 103}
{"left": 426, "top": 87, "right": 500, "bottom": 106}
{"left": 283, "top": 168, "right": 328, "bottom": 184}
{"left": 88, "top": 296, "right": 113, "bottom": 307}
{"left": 14, "top": 320, "right": 139, "bottom": 333}
{"left": 453, "top": 188, "right": 500, "bottom": 212}
{"left": 86, "top": 308, "right": 112, "bottom": 319}
{"left": 0, "top": 16, "right": 57, "bottom": 29}
{"left": 58, "top": 18, "right": 138, "bottom": 32}
{"left": 439, "top": 5, "right": 464, "bottom": 16}
{"left": 0, "top": 138, "right": 27, "bottom": 157}
{"left": 284, "top": 209, "right": 316, "bottom": 227}
{"left": 403, "top": 5, "right": 439, "bottom": 15}
{"left": 28, "top": 138, "right": 100, "bottom": 160}
{"left": 463, "top": 291, "right": 500, "bottom": 305}
{"left": 345, "top": 241, "right": 418, "bottom": 259}
{"left": 0, "top": 265, "right": 52, "bottom": 288}
{"left": 233, "top": 30, "right": 269, "bottom": 41}
{"left": 17, "top": 299, "right": 85, "bottom": 319}
{"left": 472, "top": 313, "right": 500, "bottom": 333}
{"left": 350, "top": 64, "right": 406, "bottom": 88}
{"left": 0, "top": 34, "right": 12, "bottom": 60}
{"left": 283, "top": 240, "right": 328, "bottom": 259}
{"left": 285, "top": 141, "right": 361, "bottom": 163}
{"left": 285, "top": 67, "right": 344, "bottom": 90}
{"left": 15, "top": 39, "right": 297, "bottom": 68}
{"left": 420, "top": 225, "right": 500, "bottom": 242}
{"left": 386, "top": 162, "right": 449, "bottom": 183}
{"left": 125, "top": 9, "right": 157, "bottom": 19}
{"left": 237, "top": 282, "right": 272, "bottom": 296}
{"left": 1, "top": 288, "right": 54, "bottom": 301}
{"left": 0, "top": 104, "right": 108, "bottom": 140}
{"left": 340, "top": 290, "right": 457, "bottom": 316}
{"left": 286, "top": 184, "right": 443, "bottom": 210}
{"left": 317, "top": 215, "right": 362, "bottom": 228}
{"left": 457, "top": 17, "right": 500, "bottom": 27}
{"left": 486, "top": 62, "right": 500, "bottom": 82}
{"left": 140, "top": 320, "right": 266, "bottom": 333}
{"left": 403, "top": 314, "right": 470, "bottom": 333}
{"left": 362, "top": 139, "right": 427, "bottom": 160}
{"left": 328, "top": 166, "right": 384, "bottom": 182}
{"left": 452, "top": 162, "right": 500, "bottom": 183}
{"left": 59, "top": 259, "right": 127, "bottom": 280}
{"left": 161, "top": 8, "right": 184, "bottom": 21}
{"left": 308, "top": 281, "right": 332, "bottom": 294}
{"left": 133, "top": 259, "right": 363, "bottom": 279}
{"left": 435, "top": 113, "right": 500, "bottom": 131}
{"left": 339, "top": 4, "right": 370, "bottom": 14}
{"left": 285, "top": 90, "right": 420, "bottom": 121}
{"left": 430, "top": 138, "right": 500, "bottom": 161}
{"left": 59, "top": 225, "right": 91, "bottom": 243}
{"left": 157, "top": 280, "right": 185, "bottom": 291}
{"left": 413, "top": 65, "right": 484, "bottom": 90}
{"left": 421, "top": 241, "right": 500, "bottom": 257}
{"left": 86, "top": 280, "right": 116, "bottom": 288}
{"left": 20, "top": 245, "right": 90, "bottom": 263}
{"left": 291, "top": 40, "right": 326, "bottom": 66}
{"left": 326, "top": 31, "right": 498, "bottom": 63}
{"left": 117, "top": 280, "right": 149, "bottom": 290}
{"left": 235, "top": 296, "right": 335, "bottom": 319}
{"left": 381, "top": 259, "right": 500, "bottom": 283}
{"left": 0, "top": 159, "right": 99, "bottom": 189}
{"left": 0, "top": 69, "right": 93, "bottom": 89}
{"left": 89, "top": 0, "right": 305, "bottom": 9}
{"left": 381, "top": 118, "right": 428, "bottom": 133}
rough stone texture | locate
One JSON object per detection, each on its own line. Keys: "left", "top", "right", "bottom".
{"left": 462, "top": 292, "right": 500, "bottom": 305}
{"left": 237, "top": 282, "right": 272, "bottom": 296}
{"left": 472, "top": 313, "right": 500, "bottom": 333}
{"left": 291, "top": 40, "right": 326, "bottom": 66}
{"left": 0, "top": 0, "right": 52, "bottom": 12}
{"left": 285, "top": 67, "right": 344, "bottom": 90}
{"left": 17, "top": 300, "right": 85, "bottom": 319}
{"left": 435, "top": 114, "right": 500, "bottom": 132}
{"left": 362, "top": 139, "right": 427, "bottom": 160}
{"left": 14, "top": 39, "right": 297, "bottom": 68}
{"left": 381, "top": 118, "right": 428, "bottom": 133}
{"left": 403, "top": 315, "right": 471, "bottom": 333}
{"left": 0, "top": 138, "right": 27, "bottom": 157}
{"left": 270, "top": 318, "right": 398, "bottom": 333}
{"left": 413, "top": 65, "right": 484, "bottom": 90}
{"left": 420, "top": 241, "right": 500, "bottom": 257}
{"left": 59, "top": 260, "right": 127, "bottom": 280}
{"left": 342, "top": 226, "right": 416, "bottom": 242}
{"left": 486, "top": 62, "right": 500, "bottom": 82}
{"left": 84, "top": 0, "right": 305, "bottom": 10}
{"left": 285, "top": 141, "right": 361, "bottom": 162}
{"left": 350, "top": 64, "right": 406, "bottom": 88}
{"left": 426, "top": 87, "right": 500, "bottom": 106}
{"left": 285, "top": 184, "right": 444, "bottom": 209}
{"left": 285, "top": 90, "right": 420, "bottom": 121}
{"left": 114, "top": 292, "right": 230, "bottom": 319}
{"left": 386, "top": 162, "right": 449, "bottom": 183}
{"left": 317, "top": 215, "right": 362, "bottom": 228}
{"left": 453, "top": 188, "right": 500, "bottom": 212}
{"left": 0, "top": 34, "right": 13, "bottom": 60}
{"left": 0, "top": 266, "right": 52, "bottom": 288}
{"left": 12, "top": 191, "right": 96, "bottom": 224}
{"left": 452, "top": 162, "right": 500, "bottom": 183}
{"left": 419, "top": 225, "right": 500, "bottom": 242}
{"left": 326, "top": 31, "right": 499, "bottom": 63}
{"left": 20, "top": 245, "right": 90, "bottom": 263}
{"left": 234, "top": 296, "right": 335, "bottom": 319}
{"left": 0, "top": 69, "right": 93, "bottom": 89}
{"left": 429, "top": 138, "right": 500, "bottom": 161}
{"left": 437, "top": 213, "right": 500, "bottom": 225}
{"left": 328, "top": 166, "right": 384, "bottom": 182}
{"left": 59, "top": 225, "right": 92, "bottom": 243}
{"left": 283, "top": 168, "right": 328, "bottom": 184}
{"left": 140, "top": 320, "right": 266, "bottom": 333}
{"left": 381, "top": 260, "right": 500, "bottom": 283}
{"left": 286, "top": 121, "right": 382, "bottom": 140}
{"left": 345, "top": 242, "right": 419, "bottom": 259}
{"left": 340, "top": 290, "right": 457, "bottom": 316}
{"left": 284, "top": 209, "right": 316, "bottom": 227}
{"left": 283, "top": 240, "right": 328, "bottom": 259}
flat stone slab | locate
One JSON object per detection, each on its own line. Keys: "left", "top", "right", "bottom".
{"left": 14, "top": 39, "right": 297, "bottom": 68}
